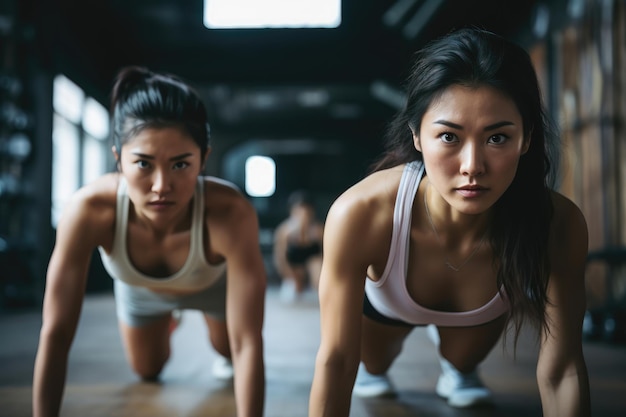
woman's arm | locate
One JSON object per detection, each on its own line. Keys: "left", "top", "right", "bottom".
{"left": 32, "top": 192, "right": 107, "bottom": 417}
{"left": 537, "top": 193, "right": 591, "bottom": 417}
{"left": 309, "top": 187, "right": 387, "bottom": 417}
{"left": 212, "top": 193, "right": 266, "bottom": 417}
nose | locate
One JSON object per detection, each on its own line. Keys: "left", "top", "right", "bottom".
{"left": 151, "top": 169, "right": 172, "bottom": 195}
{"left": 459, "top": 142, "right": 485, "bottom": 177}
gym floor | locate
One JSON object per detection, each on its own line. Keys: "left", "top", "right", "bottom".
{"left": 1, "top": 286, "right": 625, "bottom": 417}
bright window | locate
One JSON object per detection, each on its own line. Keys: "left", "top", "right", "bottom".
{"left": 51, "top": 114, "right": 80, "bottom": 226}
{"left": 83, "top": 134, "right": 106, "bottom": 186}
{"left": 245, "top": 155, "right": 276, "bottom": 197}
{"left": 203, "top": 0, "right": 341, "bottom": 29}
{"left": 83, "top": 97, "right": 109, "bottom": 139}
{"left": 51, "top": 75, "right": 110, "bottom": 227}
{"left": 53, "top": 75, "right": 83, "bottom": 124}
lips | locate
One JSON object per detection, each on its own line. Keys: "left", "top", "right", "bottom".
{"left": 456, "top": 185, "right": 487, "bottom": 198}
{"left": 457, "top": 185, "right": 486, "bottom": 191}
{"left": 148, "top": 200, "right": 174, "bottom": 209}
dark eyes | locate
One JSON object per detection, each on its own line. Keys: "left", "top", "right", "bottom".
{"left": 173, "top": 161, "right": 190, "bottom": 170}
{"left": 438, "top": 132, "right": 509, "bottom": 144}
{"left": 136, "top": 160, "right": 150, "bottom": 169}
{"left": 440, "top": 132, "right": 457, "bottom": 143}
{"left": 487, "top": 134, "right": 509, "bottom": 144}
{"left": 134, "top": 160, "right": 190, "bottom": 169}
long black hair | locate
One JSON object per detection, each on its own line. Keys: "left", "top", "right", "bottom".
{"left": 371, "top": 27, "right": 558, "bottom": 346}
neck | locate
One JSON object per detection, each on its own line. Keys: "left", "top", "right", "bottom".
{"left": 423, "top": 181, "right": 489, "bottom": 271}
{"left": 423, "top": 180, "right": 489, "bottom": 239}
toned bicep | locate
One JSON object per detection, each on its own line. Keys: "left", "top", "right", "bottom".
{"left": 316, "top": 201, "right": 375, "bottom": 361}
{"left": 42, "top": 201, "right": 104, "bottom": 335}
{"left": 217, "top": 202, "right": 266, "bottom": 341}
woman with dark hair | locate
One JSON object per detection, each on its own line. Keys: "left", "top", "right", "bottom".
{"left": 273, "top": 190, "right": 324, "bottom": 302}
{"left": 309, "top": 28, "right": 590, "bottom": 416}
{"left": 33, "top": 67, "right": 266, "bottom": 417}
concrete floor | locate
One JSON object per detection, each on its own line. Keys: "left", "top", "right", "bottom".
{"left": 0, "top": 286, "right": 625, "bottom": 417}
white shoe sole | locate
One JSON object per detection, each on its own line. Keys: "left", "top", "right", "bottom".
{"left": 353, "top": 384, "right": 395, "bottom": 398}
{"left": 437, "top": 376, "right": 492, "bottom": 408}
{"left": 447, "top": 391, "right": 492, "bottom": 408}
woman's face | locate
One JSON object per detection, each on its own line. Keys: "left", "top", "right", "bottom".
{"left": 414, "top": 84, "right": 529, "bottom": 215}
{"left": 116, "top": 126, "right": 205, "bottom": 224}
{"left": 292, "top": 203, "right": 315, "bottom": 223}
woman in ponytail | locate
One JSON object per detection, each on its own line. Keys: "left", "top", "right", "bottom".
{"left": 33, "top": 66, "right": 266, "bottom": 417}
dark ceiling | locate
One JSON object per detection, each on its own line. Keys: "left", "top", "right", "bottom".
{"left": 27, "top": 0, "right": 540, "bottom": 141}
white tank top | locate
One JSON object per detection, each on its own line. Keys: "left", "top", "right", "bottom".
{"left": 98, "top": 177, "right": 226, "bottom": 291}
{"left": 364, "top": 161, "right": 509, "bottom": 326}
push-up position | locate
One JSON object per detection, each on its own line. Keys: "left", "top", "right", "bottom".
{"left": 309, "top": 28, "right": 590, "bottom": 417}
{"left": 33, "top": 66, "right": 266, "bottom": 417}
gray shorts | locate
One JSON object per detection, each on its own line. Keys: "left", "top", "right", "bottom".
{"left": 113, "top": 274, "right": 227, "bottom": 327}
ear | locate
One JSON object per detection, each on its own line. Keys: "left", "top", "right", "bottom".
{"left": 521, "top": 135, "right": 531, "bottom": 155}
{"left": 112, "top": 146, "right": 121, "bottom": 171}
{"left": 411, "top": 125, "right": 422, "bottom": 152}
{"left": 201, "top": 146, "right": 212, "bottom": 169}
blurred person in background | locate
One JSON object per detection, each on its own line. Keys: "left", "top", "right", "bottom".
{"left": 273, "top": 190, "right": 324, "bottom": 302}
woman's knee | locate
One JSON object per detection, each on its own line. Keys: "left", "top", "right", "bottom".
{"left": 118, "top": 316, "right": 171, "bottom": 380}
{"left": 437, "top": 317, "right": 506, "bottom": 372}
{"left": 127, "top": 350, "right": 169, "bottom": 380}
{"left": 204, "top": 315, "right": 231, "bottom": 357}
{"left": 360, "top": 316, "right": 412, "bottom": 373}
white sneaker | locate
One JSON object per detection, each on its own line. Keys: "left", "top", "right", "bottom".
{"left": 212, "top": 356, "right": 234, "bottom": 381}
{"left": 168, "top": 309, "right": 183, "bottom": 334}
{"left": 436, "top": 358, "right": 492, "bottom": 408}
{"left": 426, "top": 324, "right": 440, "bottom": 346}
{"left": 352, "top": 363, "right": 395, "bottom": 398}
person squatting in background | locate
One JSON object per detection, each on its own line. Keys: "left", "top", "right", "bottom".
{"left": 273, "top": 190, "right": 324, "bottom": 302}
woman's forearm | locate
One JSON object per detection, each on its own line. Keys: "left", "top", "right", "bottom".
{"left": 309, "top": 357, "right": 357, "bottom": 417}
{"left": 233, "top": 342, "right": 265, "bottom": 417}
{"left": 33, "top": 337, "right": 71, "bottom": 417}
{"left": 538, "top": 364, "right": 591, "bottom": 417}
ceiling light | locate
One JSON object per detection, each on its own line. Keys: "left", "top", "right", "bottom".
{"left": 204, "top": 0, "right": 341, "bottom": 29}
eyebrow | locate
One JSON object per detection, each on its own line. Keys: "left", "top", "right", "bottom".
{"left": 130, "top": 152, "right": 194, "bottom": 161}
{"left": 433, "top": 120, "right": 516, "bottom": 131}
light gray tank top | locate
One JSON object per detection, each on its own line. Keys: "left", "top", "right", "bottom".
{"left": 98, "top": 177, "right": 226, "bottom": 291}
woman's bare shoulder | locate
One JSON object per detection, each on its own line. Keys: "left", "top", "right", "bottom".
{"left": 56, "top": 173, "right": 119, "bottom": 247}
{"left": 330, "top": 165, "right": 404, "bottom": 218}
{"left": 201, "top": 176, "right": 254, "bottom": 219}
{"left": 325, "top": 166, "right": 403, "bottom": 244}
{"left": 72, "top": 173, "right": 120, "bottom": 206}
{"left": 550, "top": 191, "right": 587, "bottom": 235}
{"left": 203, "top": 175, "right": 241, "bottom": 194}
{"left": 549, "top": 190, "right": 588, "bottom": 261}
